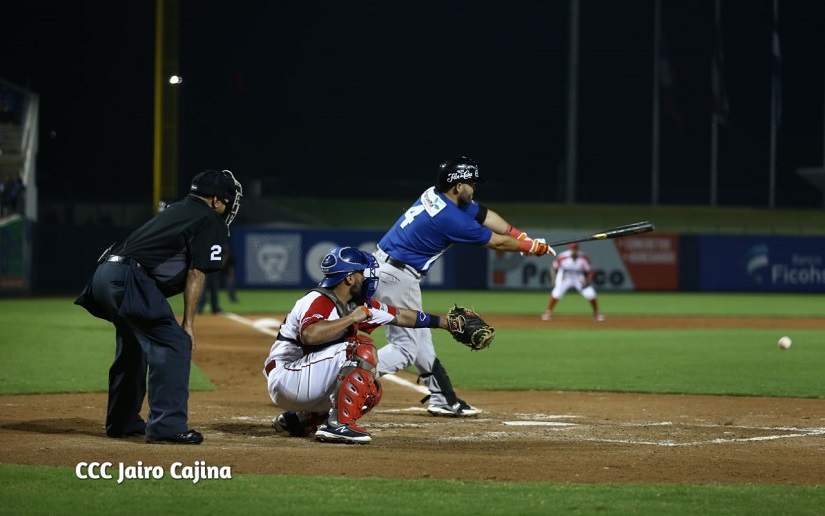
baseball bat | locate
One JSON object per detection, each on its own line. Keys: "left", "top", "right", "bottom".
{"left": 547, "top": 221, "right": 655, "bottom": 247}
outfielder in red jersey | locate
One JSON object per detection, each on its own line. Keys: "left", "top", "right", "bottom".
{"left": 542, "top": 243, "right": 605, "bottom": 322}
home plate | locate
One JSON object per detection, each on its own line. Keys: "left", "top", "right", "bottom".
{"left": 503, "top": 421, "right": 579, "bottom": 427}
{"left": 252, "top": 318, "right": 282, "bottom": 329}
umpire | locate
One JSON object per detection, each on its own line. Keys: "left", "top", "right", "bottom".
{"left": 75, "top": 169, "right": 242, "bottom": 445}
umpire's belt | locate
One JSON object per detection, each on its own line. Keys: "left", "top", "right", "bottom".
{"left": 374, "top": 249, "right": 425, "bottom": 279}
{"left": 107, "top": 255, "right": 142, "bottom": 269}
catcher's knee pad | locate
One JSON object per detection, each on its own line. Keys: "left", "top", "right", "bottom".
{"left": 346, "top": 337, "right": 378, "bottom": 375}
{"left": 333, "top": 365, "right": 380, "bottom": 425}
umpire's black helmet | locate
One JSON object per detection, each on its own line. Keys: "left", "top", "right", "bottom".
{"left": 436, "top": 156, "right": 484, "bottom": 191}
{"left": 190, "top": 169, "right": 243, "bottom": 226}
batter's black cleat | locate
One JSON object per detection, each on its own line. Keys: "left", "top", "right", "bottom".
{"left": 427, "top": 398, "right": 480, "bottom": 417}
{"left": 147, "top": 429, "right": 204, "bottom": 445}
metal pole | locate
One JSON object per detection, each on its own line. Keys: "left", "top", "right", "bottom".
{"left": 710, "top": 0, "right": 720, "bottom": 207}
{"left": 153, "top": 0, "right": 164, "bottom": 214}
{"left": 769, "top": 0, "right": 778, "bottom": 208}
{"left": 651, "top": 0, "right": 661, "bottom": 205}
{"left": 565, "top": 0, "right": 580, "bottom": 204}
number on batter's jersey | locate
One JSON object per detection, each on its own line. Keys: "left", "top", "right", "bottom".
{"left": 400, "top": 205, "right": 425, "bottom": 228}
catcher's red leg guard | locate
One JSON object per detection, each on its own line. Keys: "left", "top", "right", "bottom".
{"left": 329, "top": 340, "right": 381, "bottom": 427}
{"left": 347, "top": 335, "right": 378, "bottom": 373}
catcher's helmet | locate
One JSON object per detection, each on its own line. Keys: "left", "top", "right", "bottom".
{"left": 436, "top": 156, "right": 485, "bottom": 191}
{"left": 318, "top": 247, "right": 378, "bottom": 300}
{"left": 190, "top": 169, "right": 243, "bottom": 226}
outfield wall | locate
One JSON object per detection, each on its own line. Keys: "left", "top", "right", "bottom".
{"left": 227, "top": 227, "right": 824, "bottom": 293}
{"left": 33, "top": 224, "right": 825, "bottom": 293}
{"left": 0, "top": 216, "right": 31, "bottom": 295}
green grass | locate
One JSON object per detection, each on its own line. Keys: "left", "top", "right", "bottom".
{"left": 428, "top": 329, "right": 824, "bottom": 397}
{"left": 170, "top": 290, "right": 825, "bottom": 318}
{"left": 0, "top": 299, "right": 215, "bottom": 394}
{"left": 4, "top": 292, "right": 822, "bottom": 397}
{"left": 2, "top": 294, "right": 824, "bottom": 512}
{"left": 1, "top": 464, "right": 823, "bottom": 515}
{"left": 172, "top": 290, "right": 825, "bottom": 397}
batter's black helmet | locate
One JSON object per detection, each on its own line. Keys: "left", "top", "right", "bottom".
{"left": 190, "top": 169, "right": 243, "bottom": 226}
{"left": 436, "top": 156, "right": 484, "bottom": 191}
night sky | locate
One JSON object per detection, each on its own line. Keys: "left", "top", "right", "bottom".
{"left": 5, "top": 0, "right": 825, "bottom": 208}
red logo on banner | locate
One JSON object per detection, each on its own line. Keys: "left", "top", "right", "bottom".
{"left": 615, "top": 235, "right": 679, "bottom": 290}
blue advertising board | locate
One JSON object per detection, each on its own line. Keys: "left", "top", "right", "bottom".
{"left": 700, "top": 235, "right": 825, "bottom": 292}
{"left": 230, "top": 228, "right": 455, "bottom": 289}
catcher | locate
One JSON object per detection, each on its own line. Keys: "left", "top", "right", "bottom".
{"left": 264, "top": 247, "right": 494, "bottom": 445}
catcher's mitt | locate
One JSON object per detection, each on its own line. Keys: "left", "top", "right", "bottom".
{"left": 446, "top": 304, "right": 495, "bottom": 351}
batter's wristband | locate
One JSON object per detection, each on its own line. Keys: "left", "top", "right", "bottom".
{"left": 414, "top": 311, "right": 441, "bottom": 329}
{"left": 505, "top": 225, "right": 522, "bottom": 238}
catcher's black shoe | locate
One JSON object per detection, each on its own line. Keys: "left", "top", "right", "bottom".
{"left": 147, "top": 429, "right": 204, "bottom": 445}
{"left": 428, "top": 399, "right": 480, "bottom": 417}
{"left": 314, "top": 421, "right": 371, "bottom": 444}
{"left": 272, "top": 411, "right": 323, "bottom": 437}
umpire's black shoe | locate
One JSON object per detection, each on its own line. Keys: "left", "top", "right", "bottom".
{"left": 106, "top": 422, "right": 147, "bottom": 438}
{"left": 107, "top": 429, "right": 146, "bottom": 438}
{"left": 147, "top": 430, "right": 204, "bottom": 445}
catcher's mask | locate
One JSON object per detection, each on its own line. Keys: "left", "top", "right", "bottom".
{"left": 190, "top": 169, "right": 243, "bottom": 226}
{"left": 319, "top": 247, "right": 378, "bottom": 300}
{"left": 436, "top": 156, "right": 485, "bottom": 191}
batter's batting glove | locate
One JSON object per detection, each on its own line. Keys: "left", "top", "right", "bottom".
{"left": 521, "top": 237, "right": 555, "bottom": 257}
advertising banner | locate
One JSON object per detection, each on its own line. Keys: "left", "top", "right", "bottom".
{"left": 700, "top": 235, "right": 825, "bottom": 292}
{"left": 487, "top": 229, "right": 679, "bottom": 291}
{"left": 233, "top": 228, "right": 449, "bottom": 289}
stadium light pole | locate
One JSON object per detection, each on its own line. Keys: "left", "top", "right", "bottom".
{"left": 565, "top": 0, "right": 580, "bottom": 204}
{"left": 651, "top": 0, "right": 661, "bottom": 205}
{"left": 153, "top": 0, "right": 181, "bottom": 214}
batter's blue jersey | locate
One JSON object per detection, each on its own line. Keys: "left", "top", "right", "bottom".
{"left": 377, "top": 187, "right": 493, "bottom": 272}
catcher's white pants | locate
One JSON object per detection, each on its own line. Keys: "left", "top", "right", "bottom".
{"left": 266, "top": 342, "right": 348, "bottom": 414}
{"left": 372, "top": 256, "right": 447, "bottom": 406}
{"left": 551, "top": 276, "right": 597, "bottom": 301}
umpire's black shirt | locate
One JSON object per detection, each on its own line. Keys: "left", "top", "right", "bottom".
{"left": 117, "top": 195, "right": 228, "bottom": 297}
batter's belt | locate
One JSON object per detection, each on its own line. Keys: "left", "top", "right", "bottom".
{"left": 374, "top": 248, "right": 426, "bottom": 279}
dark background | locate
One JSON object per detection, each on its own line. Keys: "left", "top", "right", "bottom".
{"left": 5, "top": 0, "right": 825, "bottom": 207}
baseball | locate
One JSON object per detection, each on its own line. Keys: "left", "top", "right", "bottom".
{"left": 777, "top": 336, "right": 792, "bottom": 350}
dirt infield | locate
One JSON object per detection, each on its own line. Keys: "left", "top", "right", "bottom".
{"left": 2, "top": 314, "right": 824, "bottom": 485}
